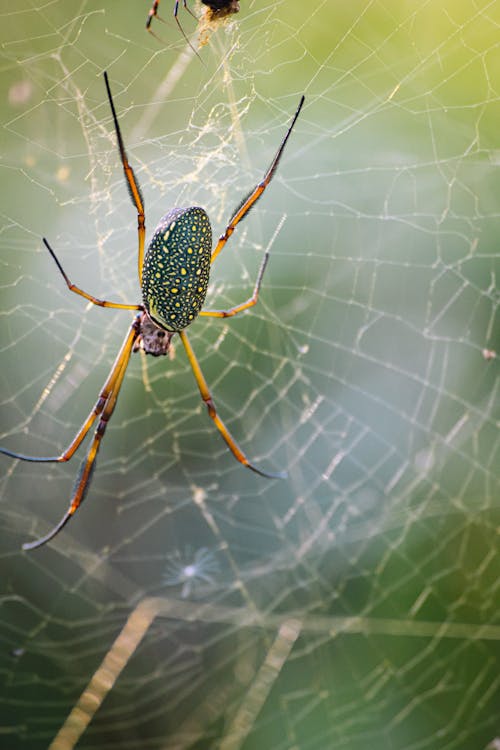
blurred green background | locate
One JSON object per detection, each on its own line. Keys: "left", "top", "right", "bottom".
{"left": 0, "top": 1, "right": 499, "bottom": 749}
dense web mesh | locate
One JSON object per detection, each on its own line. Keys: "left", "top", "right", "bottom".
{"left": 0, "top": 2, "right": 499, "bottom": 749}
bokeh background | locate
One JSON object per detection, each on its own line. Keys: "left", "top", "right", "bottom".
{"left": 0, "top": 1, "right": 499, "bottom": 748}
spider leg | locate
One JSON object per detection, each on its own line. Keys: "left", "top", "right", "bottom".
{"left": 19, "top": 318, "right": 140, "bottom": 551}
{"left": 146, "top": 3, "right": 170, "bottom": 45}
{"left": 211, "top": 95, "right": 305, "bottom": 265}
{"left": 179, "top": 330, "right": 286, "bottom": 479}
{"left": 0, "top": 318, "right": 141, "bottom": 466}
{"left": 182, "top": 1, "right": 198, "bottom": 21}
{"left": 173, "top": 1, "right": 204, "bottom": 61}
{"left": 199, "top": 243, "right": 270, "bottom": 318}
{"left": 42, "top": 239, "right": 142, "bottom": 311}
{"left": 104, "top": 72, "right": 146, "bottom": 286}
{"left": 175, "top": 0, "right": 197, "bottom": 23}
{"left": 146, "top": 0, "right": 162, "bottom": 29}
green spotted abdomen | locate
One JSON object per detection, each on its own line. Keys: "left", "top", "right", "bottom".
{"left": 142, "top": 207, "right": 212, "bottom": 332}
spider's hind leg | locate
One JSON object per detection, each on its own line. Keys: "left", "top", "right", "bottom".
{"left": 19, "top": 318, "right": 140, "bottom": 550}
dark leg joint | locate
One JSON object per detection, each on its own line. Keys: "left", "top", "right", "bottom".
{"left": 96, "top": 396, "right": 107, "bottom": 412}
{"left": 204, "top": 397, "right": 216, "bottom": 419}
{"left": 96, "top": 416, "right": 109, "bottom": 438}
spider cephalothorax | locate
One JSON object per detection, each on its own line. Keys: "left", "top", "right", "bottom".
{"left": 133, "top": 313, "right": 175, "bottom": 357}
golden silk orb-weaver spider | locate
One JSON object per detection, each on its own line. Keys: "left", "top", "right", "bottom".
{"left": 1, "top": 72, "right": 305, "bottom": 551}
{"left": 146, "top": 1, "right": 240, "bottom": 53}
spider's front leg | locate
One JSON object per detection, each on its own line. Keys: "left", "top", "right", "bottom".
{"left": 20, "top": 318, "right": 140, "bottom": 551}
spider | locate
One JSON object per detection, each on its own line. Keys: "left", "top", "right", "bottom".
{"left": 1, "top": 72, "right": 305, "bottom": 551}
{"left": 146, "top": 1, "right": 240, "bottom": 52}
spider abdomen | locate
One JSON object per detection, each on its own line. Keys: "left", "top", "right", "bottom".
{"left": 142, "top": 206, "right": 212, "bottom": 332}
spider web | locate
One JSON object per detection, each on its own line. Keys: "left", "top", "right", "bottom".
{"left": 1, "top": 1, "right": 499, "bottom": 748}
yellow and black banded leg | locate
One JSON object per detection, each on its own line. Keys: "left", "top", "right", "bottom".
{"left": 179, "top": 330, "right": 285, "bottom": 479}
{"left": 0, "top": 319, "right": 141, "bottom": 468}
{"left": 199, "top": 243, "right": 270, "bottom": 319}
{"left": 146, "top": 0, "right": 161, "bottom": 31}
{"left": 103, "top": 72, "right": 146, "bottom": 285}
{"left": 16, "top": 318, "right": 140, "bottom": 550}
{"left": 210, "top": 95, "right": 305, "bottom": 265}
{"left": 43, "top": 239, "right": 142, "bottom": 311}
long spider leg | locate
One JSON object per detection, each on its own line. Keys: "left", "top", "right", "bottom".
{"left": 0, "top": 399, "right": 98, "bottom": 463}
{"left": 0, "top": 317, "right": 142, "bottom": 465}
{"left": 147, "top": 1, "right": 198, "bottom": 29}
{"left": 146, "top": 1, "right": 173, "bottom": 46}
{"left": 146, "top": 2, "right": 202, "bottom": 62}
{"left": 146, "top": 0, "right": 161, "bottom": 29}
{"left": 211, "top": 95, "right": 305, "bottom": 265}
{"left": 199, "top": 243, "right": 270, "bottom": 318}
{"left": 173, "top": 0, "right": 204, "bottom": 62}
{"left": 103, "top": 72, "right": 146, "bottom": 285}
{"left": 43, "top": 239, "right": 142, "bottom": 311}
{"left": 182, "top": 0, "right": 198, "bottom": 22}
{"left": 22, "top": 318, "right": 140, "bottom": 551}
{"left": 179, "top": 330, "right": 286, "bottom": 479}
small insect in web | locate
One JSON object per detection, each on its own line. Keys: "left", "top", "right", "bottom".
{"left": 162, "top": 546, "right": 220, "bottom": 598}
{"left": 0, "top": 72, "right": 305, "bottom": 551}
{"left": 146, "top": 1, "right": 240, "bottom": 52}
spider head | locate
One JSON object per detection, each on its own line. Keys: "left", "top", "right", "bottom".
{"left": 134, "top": 311, "right": 174, "bottom": 357}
